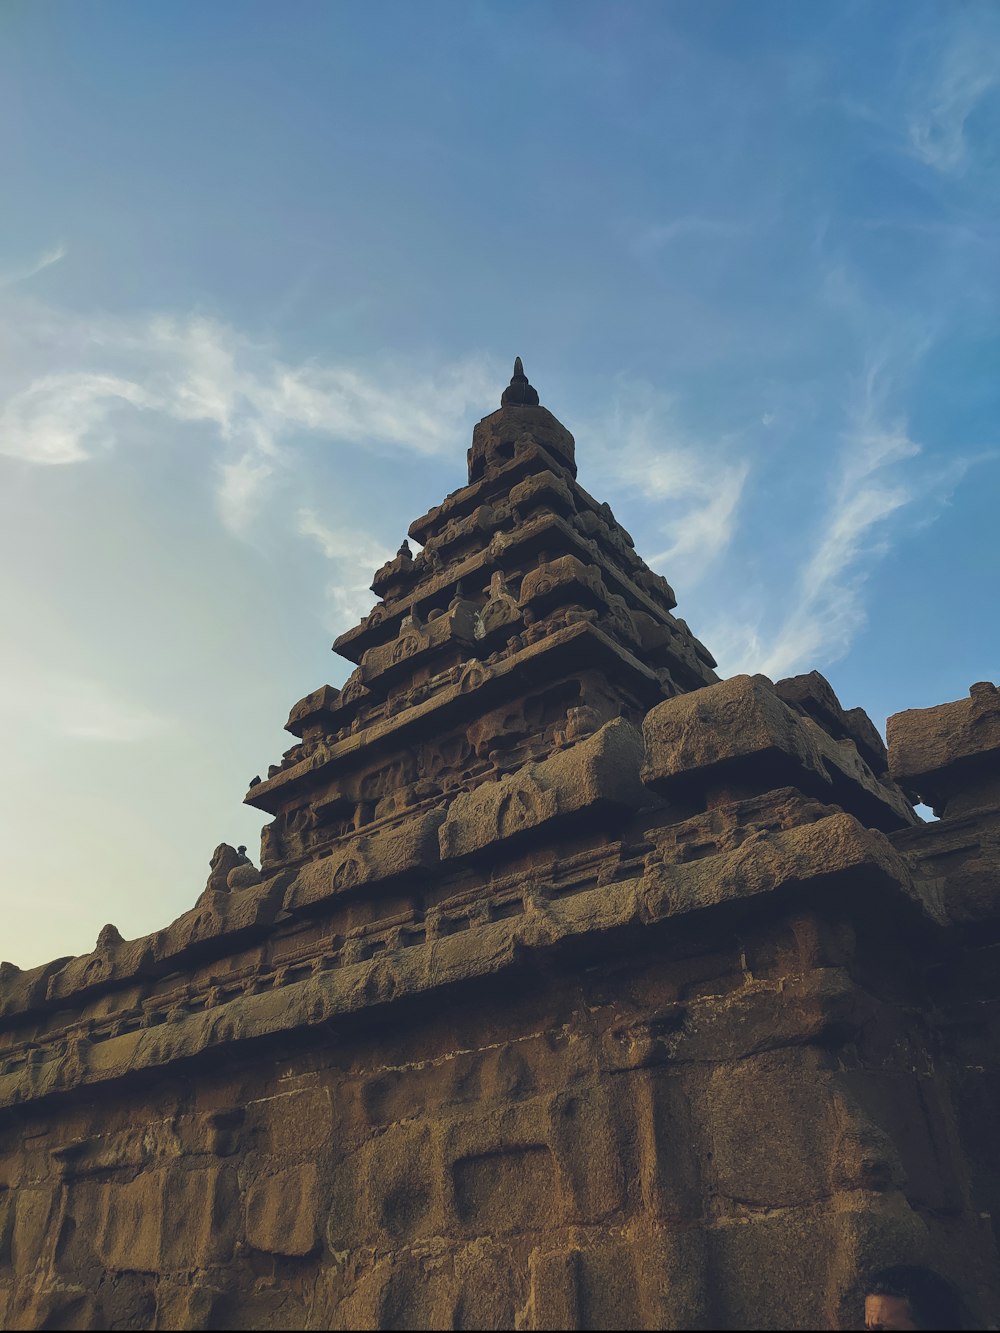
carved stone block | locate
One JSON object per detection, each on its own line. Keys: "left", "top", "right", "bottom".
{"left": 888, "top": 681, "right": 1000, "bottom": 813}
{"left": 283, "top": 808, "right": 446, "bottom": 913}
{"left": 642, "top": 674, "right": 916, "bottom": 832}
{"left": 439, "top": 718, "right": 644, "bottom": 860}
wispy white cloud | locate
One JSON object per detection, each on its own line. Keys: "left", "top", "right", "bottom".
{"left": 296, "top": 507, "right": 389, "bottom": 569}
{"left": 0, "top": 243, "right": 67, "bottom": 288}
{"left": 0, "top": 300, "right": 495, "bottom": 535}
{"left": 707, "top": 361, "right": 991, "bottom": 680}
{"left": 0, "top": 371, "right": 157, "bottom": 464}
{"left": 906, "top": 27, "right": 999, "bottom": 175}
{"left": 217, "top": 452, "right": 277, "bottom": 536}
{"left": 589, "top": 389, "right": 750, "bottom": 585}
{"left": 296, "top": 507, "right": 392, "bottom": 632}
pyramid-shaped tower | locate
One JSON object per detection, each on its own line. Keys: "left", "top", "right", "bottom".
{"left": 2, "top": 365, "right": 999, "bottom": 1331}
{"left": 245, "top": 359, "right": 718, "bottom": 892}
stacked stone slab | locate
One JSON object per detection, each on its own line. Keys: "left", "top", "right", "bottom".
{"left": 0, "top": 365, "right": 998, "bottom": 1330}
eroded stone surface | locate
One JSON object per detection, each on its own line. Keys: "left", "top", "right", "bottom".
{"left": 642, "top": 673, "right": 917, "bottom": 832}
{"left": 1, "top": 368, "right": 997, "bottom": 1331}
{"left": 888, "top": 681, "right": 1000, "bottom": 814}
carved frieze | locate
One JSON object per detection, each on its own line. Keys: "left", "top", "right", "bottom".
{"left": 438, "top": 718, "right": 646, "bottom": 861}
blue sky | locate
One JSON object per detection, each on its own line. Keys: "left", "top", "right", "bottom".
{"left": 1, "top": 0, "right": 998, "bottom": 967}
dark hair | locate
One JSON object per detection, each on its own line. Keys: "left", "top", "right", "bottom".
{"left": 866, "top": 1265, "right": 968, "bottom": 1331}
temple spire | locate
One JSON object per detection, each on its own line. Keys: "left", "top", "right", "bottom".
{"left": 501, "top": 355, "right": 540, "bottom": 407}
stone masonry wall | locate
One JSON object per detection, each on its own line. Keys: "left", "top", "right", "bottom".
{"left": 0, "top": 865, "right": 992, "bottom": 1331}
{"left": 3, "top": 676, "right": 999, "bottom": 1329}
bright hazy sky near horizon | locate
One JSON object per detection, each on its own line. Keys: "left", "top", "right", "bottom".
{"left": 1, "top": 1, "right": 998, "bottom": 969}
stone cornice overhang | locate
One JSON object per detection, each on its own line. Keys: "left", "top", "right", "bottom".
{"left": 245, "top": 619, "right": 666, "bottom": 814}
{"left": 0, "top": 805, "right": 941, "bottom": 1118}
{"left": 333, "top": 509, "right": 712, "bottom": 674}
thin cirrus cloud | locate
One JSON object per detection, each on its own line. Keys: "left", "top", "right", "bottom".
{"left": 296, "top": 507, "right": 392, "bottom": 633}
{"left": 0, "top": 371, "right": 159, "bottom": 464}
{"left": 0, "top": 243, "right": 67, "bottom": 289}
{"left": 632, "top": 217, "right": 747, "bottom": 256}
{"left": 705, "top": 364, "right": 987, "bottom": 682}
{"left": 587, "top": 390, "right": 751, "bottom": 587}
{"left": 0, "top": 298, "right": 496, "bottom": 536}
{"left": 905, "top": 25, "right": 999, "bottom": 175}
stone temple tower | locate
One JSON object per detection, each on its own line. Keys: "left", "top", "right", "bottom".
{"left": 1, "top": 364, "right": 999, "bottom": 1329}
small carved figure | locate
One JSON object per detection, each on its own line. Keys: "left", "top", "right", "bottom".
{"left": 204, "top": 843, "right": 244, "bottom": 894}
{"left": 553, "top": 704, "right": 603, "bottom": 749}
{"left": 476, "top": 571, "right": 521, "bottom": 640}
{"left": 227, "top": 846, "right": 263, "bottom": 892}
{"left": 259, "top": 823, "right": 281, "bottom": 865}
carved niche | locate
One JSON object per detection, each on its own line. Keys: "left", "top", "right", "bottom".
{"left": 476, "top": 571, "right": 522, "bottom": 641}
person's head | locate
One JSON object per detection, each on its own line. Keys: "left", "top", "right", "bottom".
{"left": 864, "top": 1265, "right": 967, "bottom": 1331}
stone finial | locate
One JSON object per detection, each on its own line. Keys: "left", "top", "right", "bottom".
{"left": 501, "top": 356, "right": 540, "bottom": 407}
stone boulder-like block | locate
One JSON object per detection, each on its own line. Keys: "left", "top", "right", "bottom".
{"left": 327, "top": 1122, "right": 440, "bottom": 1252}
{"left": 776, "top": 670, "right": 889, "bottom": 775}
{"left": 244, "top": 1162, "right": 319, "bottom": 1257}
{"left": 439, "top": 717, "right": 645, "bottom": 861}
{"left": 888, "top": 681, "right": 1000, "bottom": 813}
{"left": 642, "top": 810, "right": 943, "bottom": 929}
{"left": 642, "top": 674, "right": 915, "bottom": 832}
{"left": 643, "top": 674, "right": 822, "bottom": 790}
{"left": 0, "top": 957, "right": 73, "bottom": 1023}
{"left": 285, "top": 685, "right": 342, "bottom": 739}
{"left": 95, "top": 1166, "right": 235, "bottom": 1273}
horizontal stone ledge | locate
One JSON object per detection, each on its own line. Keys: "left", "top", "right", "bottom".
{"left": 644, "top": 809, "right": 941, "bottom": 925}
{"left": 283, "top": 808, "right": 447, "bottom": 913}
{"left": 642, "top": 674, "right": 916, "bottom": 835}
{"left": 0, "top": 872, "right": 295, "bottom": 1030}
{"left": 887, "top": 681, "right": 1000, "bottom": 811}
{"left": 438, "top": 718, "right": 647, "bottom": 861}
{"left": 245, "top": 619, "right": 665, "bottom": 812}
{"left": 0, "top": 810, "right": 941, "bottom": 1113}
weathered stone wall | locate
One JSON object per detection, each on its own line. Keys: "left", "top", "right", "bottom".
{"left": 887, "top": 678, "right": 1000, "bottom": 1324}
{"left": 2, "top": 368, "right": 998, "bottom": 1329}
{"left": 4, "top": 677, "right": 1000, "bottom": 1328}
{"left": 1, "top": 849, "right": 993, "bottom": 1331}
